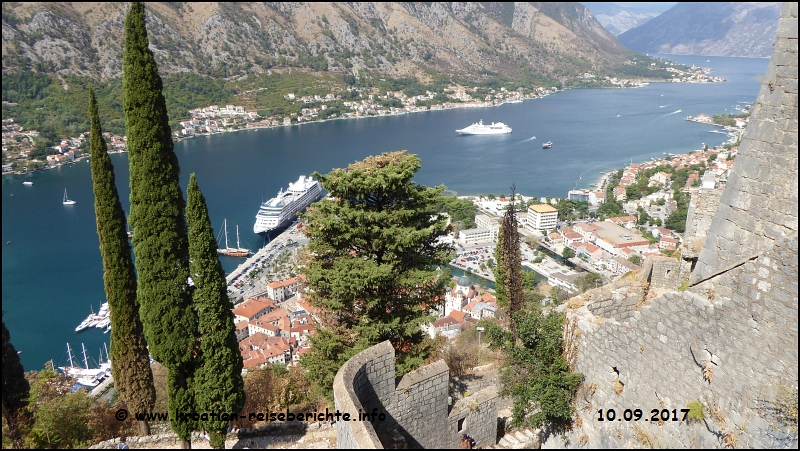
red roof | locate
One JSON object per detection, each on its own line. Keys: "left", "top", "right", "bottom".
{"left": 448, "top": 310, "right": 467, "bottom": 324}
{"left": 267, "top": 277, "right": 299, "bottom": 289}
{"left": 233, "top": 298, "right": 275, "bottom": 320}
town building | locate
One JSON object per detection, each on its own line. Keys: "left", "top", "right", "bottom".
{"left": 525, "top": 204, "right": 559, "bottom": 233}
{"left": 266, "top": 277, "right": 300, "bottom": 302}
{"left": 458, "top": 227, "right": 499, "bottom": 245}
{"left": 232, "top": 297, "right": 276, "bottom": 323}
{"left": 444, "top": 276, "right": 479, "bottom": 316}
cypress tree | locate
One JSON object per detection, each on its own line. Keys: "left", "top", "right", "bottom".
{"left": 494, "top": 186, "right": 524, "bottom": 340}
{"left": 186, "top": 174, "right": 245, "bottom": 449}
{"left": 300, "top": 151, "right": 452, "bottom": 400}
{"left": 123, "top": 2, "right": 197, "bottom": 444}
{"left": 2, "top": 319, "right": 30, "bottom": 446}
{"left": 88, "top": 87, "right": 156, "bottom": 436}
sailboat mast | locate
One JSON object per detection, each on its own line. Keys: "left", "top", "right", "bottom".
{"left": 225, "top": 219, "right": 230, "bottom": 250}
{"left": 82, "top": 343, "right": 90, "bottom": 369}
{"left": 237, "top": 225, "right": 241, "bottom": 249}
{"left": 67, "top": 344, "right": 74, "bottom": 368}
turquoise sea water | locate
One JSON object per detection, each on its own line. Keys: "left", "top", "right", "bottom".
{"left": 2, "top": 55, "right": 768, "bottom": 370}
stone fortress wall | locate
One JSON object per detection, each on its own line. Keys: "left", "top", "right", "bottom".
{"left": 545, "top": 3, "right": 797, "bottom": 448}
{"left": 333, "top": 340, "right": 498, "bottom": 449}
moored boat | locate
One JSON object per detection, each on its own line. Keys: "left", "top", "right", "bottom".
{"left": 254, "top": 175, "right": 322, "bottom": 235}
{"left": 218, "top": 219, "right": 251, "bottom": 257}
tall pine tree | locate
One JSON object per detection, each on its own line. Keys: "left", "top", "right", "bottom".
{"left": 494, "top": 186, "right": 524, "bottom": 340}
{"left": 2, "top": 320, "right": 30, "bottom": 447}
{"left": 186, "top": 174, "right": 245, "bottom": 449}
{"left": 88, "top": 87, "right": 156, "bottom": 436}
{"left": 300, "top": 151, "right": 452, "bottom": 400}
{"left": 122, "top": 2, "right": 197, "bottom": 444}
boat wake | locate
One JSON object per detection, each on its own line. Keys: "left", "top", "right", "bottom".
{"left": 662, "top": 109, "right": 683, "bottom": 117}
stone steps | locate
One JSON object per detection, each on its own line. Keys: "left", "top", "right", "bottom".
{"left": 486, "top": 428, "right": 539, "bottom": 449}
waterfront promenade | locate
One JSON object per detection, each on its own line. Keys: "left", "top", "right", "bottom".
{"left": 225, "top": 223, "right": 308, "bottom": 302}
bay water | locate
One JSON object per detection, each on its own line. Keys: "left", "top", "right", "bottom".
{"left": 2, "top": 55, "right": 768, "bottom": 370}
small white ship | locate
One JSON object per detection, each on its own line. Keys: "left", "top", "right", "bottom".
{"left": 254, "top": 175, "right": 322, "bottom": 235}
{"left": 455, "top": 120, "right": 512, "bottom": 135}
{"left": 542, "top": 141, "right": 553, "bottom": 149}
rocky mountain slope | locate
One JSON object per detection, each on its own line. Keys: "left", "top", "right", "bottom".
{"left": 2, "top": 2, "right": 637, "bottom": 83}
{"left": 618, "top": 2, "right": 781, "bottom": 57}
{"left": 580, "top": 2, "right": 667, "bottom": 36}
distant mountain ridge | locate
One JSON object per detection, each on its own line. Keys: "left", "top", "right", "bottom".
{"left": 2, "top": 2, "right": 638, "bottom": 83}
{"left": 618, "top": 2, "right": 781, "bottom": 57}
{"left": 580, "top": 2, "right": 664, "bottom": 36}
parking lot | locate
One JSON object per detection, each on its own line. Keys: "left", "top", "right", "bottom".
{"left": 450, "top": 244, "right": 497, "bottom": 281}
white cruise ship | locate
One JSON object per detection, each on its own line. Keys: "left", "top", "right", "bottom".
{"left": 455, "top": 120, "right": 512, "bottom": 135}
{"left": 254, "top": 175, "right": 322, "bottom": 235}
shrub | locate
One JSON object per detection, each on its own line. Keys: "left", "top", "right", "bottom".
{"left": 687, "top": 400, "right": 705, "bottom": 422}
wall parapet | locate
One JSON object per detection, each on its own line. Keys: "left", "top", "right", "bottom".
{"left": 333, "top": 340, "right": 499, "bottom": 449}
{"left": 333, "top": 341, "right": 393, "bottom": 449}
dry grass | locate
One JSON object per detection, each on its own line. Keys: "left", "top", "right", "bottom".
{"left": 722, "top": 430, "right": 738, "bottom": 448}
{"left": 703, "top": 363, "right": 715, "bottom": 383}
{"left": 613, "top": 379, "right": 625, "bottom": 394}
{"left": 575, "top": 417, "right": 583, "bottom": 428}
{"left": 708, "top": 402, "right": 728, "bottom": 425}
{"left": 634, "top": 424, "right": 653, "bottom": 447}
{"left": 578, "top": 434, "right": 589, "bottom": 446}
{"left": 562, "top": 317, "right": 581, "bottom": 368}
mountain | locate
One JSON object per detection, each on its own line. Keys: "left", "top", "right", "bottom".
{"left": 580, "top": 2, "right": 671, "bottom": 36}
{"left": 1, "top": 2, "right": 637, "bottom": 83}
{"left": 618, "top": 2, "right": 781, "bottom": 57}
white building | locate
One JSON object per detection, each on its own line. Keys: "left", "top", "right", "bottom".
{"left": 525, "top": 204, "right": 558, "bottom": 233}
{"left": 266, "top": 277, "right": 300, "bottom": 302}
{"left": 567, "top": 189, "right": 590, "bottom": 202}
{"left": 444, "top": 276, "right": 478, "bottom": 316}
{"left": 474, "top": 214, "right": 499, "bottom": 229}
{"left": 458, "top": 227, "right": 499, "bottom": 245}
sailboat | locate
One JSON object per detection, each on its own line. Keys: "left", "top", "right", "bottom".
{"left": 63, "top": 188, "right": 76, "bottom": 205}
{"left": 217, "top": 219, "right": 251, "bottom": 257}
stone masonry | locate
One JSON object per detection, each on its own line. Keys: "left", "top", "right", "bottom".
{"left": 691, "top": 2, "right": 798, "bottom": 285}
{"left": 333, "top": 340, "right": 499, "bottom": 449}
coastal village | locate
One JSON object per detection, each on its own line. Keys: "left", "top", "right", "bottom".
{"left": 184, "top": 137, "right": 739, "bottom": 374}
{"left": 2, "top": 62, "right": 723, "bottom": 174}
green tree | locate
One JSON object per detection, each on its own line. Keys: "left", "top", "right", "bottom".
{"left": 628, "top": 254, "right": 642, "bottom": 266}
{"left": 300, "top": 151, "right": 451, "bottom": 400}
{"left": 574, "top": 272, "right": 602, "bottom": 293}
{"left": 186, "top": 174, "right": 246, "bottom": 449}
{"left": 2, "top": 320, "right": 30, "bottom": 447}
{"left": 123, "top": 2, "right": 197, "bottom": 444}
{"left": 562, "top": 247, "right": 575, "bottom": 259}
{"left": 485, "top": 308, "right": 583, "bottom": 430}
{"left": 24, "top": 388, "right": 94, "bottom": 449}
{"left": 494, "top": 195, "right": 524, "bottom": 339}
{"left": 88, "top": 87, "right": 155, "bottom": 437}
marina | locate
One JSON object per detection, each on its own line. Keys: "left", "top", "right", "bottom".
{"left": 59, "top": 342, "right": 112, "bottom": 390}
